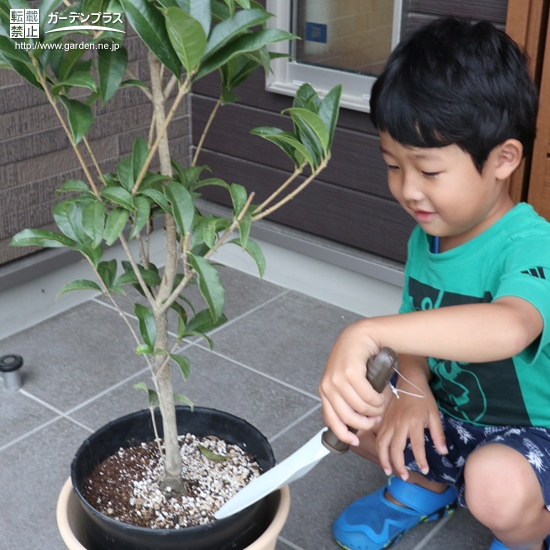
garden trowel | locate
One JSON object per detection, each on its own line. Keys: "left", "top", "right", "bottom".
{"left": 214, "top": 347, "right": 398, "bottom": 520}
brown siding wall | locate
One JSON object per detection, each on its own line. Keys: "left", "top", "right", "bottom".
{"left": 0, "top": 27, "right": 190, "bottom": 265}
{"left": 0, "top": 0, "right": 509, "bottom": 268}
{"left": 193, "top": 0, "right": 509, "bottom": 264}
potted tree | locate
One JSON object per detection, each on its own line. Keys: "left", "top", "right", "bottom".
{"left": 1, "top": 0, "right": 341, "bottom": 548}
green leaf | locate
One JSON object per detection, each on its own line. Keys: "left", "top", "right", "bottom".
{"left": 117, "top": 157, "right": 133, "bottom": 192}
{"left": 134, "top": 304, "right": 156, "bottom": 348}
{"left": 221, "top": 53, "right": 259, "bottom": 92}
{"left": 191, "top": 177, "right": 229, "bottom": 192}
{"left": 116, "top": 265, "right": 161, "bottom": 287}
{"left": 239, "top": 211, "right": 251, "bottom": 249}
{"left": 135, "top": 344, "right": 153, "bottom": 355}
{"left": 103, "top": 207, "right": 129, "bottom": 245}
{"left": 286, "top": 107, "right": 329, "bottom": 155}
{"left": 204, "top": 8, "right": 271, "bottom": 58}
{"left": 130, "top": 196, "right": 151, "bottom": 240}
{"left": 229, "top": 237, "right": 265, "bottom": 277}
{"left": 120, "top": 78, "right": 149, "bottom": 90}
{"left": 50, "top": 72, "right": 98, "bottom": 96}
{"left": 197, "top": 443, "right": 228, "bottom": 462}
{"left": 58, "top": 47, "right": 87, "bottom": 81}
{"left": 165, "top": 7, "right": 207, "bottom": 73}
{"left": 97, "top": 259, "right": 117, "bottom": 289}
{"left": 189, "top": 0, "right": 211, "bottom": 37}
{"left": 165, "top": 181, "right": 194, "bottom": 235}
{"left": 56, "top": 179, "right": 91, "bottom": 195}
{"left": 172, "top": 164, "right": 207, "bottom": 189}
{"left": 169, "top": 353, "right": 190, "bottom": 379}
{"left": 59, "top": 96, "right": 93, "bottom": 145}
{"left": 174, "top": 393, "right": 194, "bottom": 410}
{"left": 195, "top": 28, "right": 295, "bottom": 81}
{"left": 318, "top": 84, "right": 342, "bottom": 149}
{"left": 82, "top": 200, "right": 105, "bottom": 248}
{"left": 75, "top": 242, "right": 104, "bottom": 267}
{"left": 120, "top": 0, "right": 182, "bottom": 77}
{"left": 186, "top": 309, "right": 227, "bottom": 335}
{"left": 251, "top": 127, "right": 314, "bottom": 168}
{"left": 188, "top": 255, "right": 225, "bottom": 320}
{"left": 139, "top": 188, "right": 171, "bottom": 213}
{"left": 97, "top": 45, "right": 127, "bottom": 103}
{"left": 245, "top": 238, "right": 266, "bottom": 277}
{"left": 229, "top": 183, "right": 247, "bottom": 215}
{"left": 134, "top": 382, "right": 159, "bottom": 407}
{"left": 53, "top": 199, "right": 87, "bottom": 243}
{"left": 131, "top": 137, "right": 149, "bottom": 184}
{"left": 293, "top": 82, "right": 321, "bottom": 112}
{"left": 0, "top": 37, "right": 41, "bottom": 89}
{"left": 101, "top": 186, "right": 134, "bottom": 210}
{"left": 57, "top": 279, "right": 102, "bottom": 296}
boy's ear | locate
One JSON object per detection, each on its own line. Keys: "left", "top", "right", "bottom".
{"left": 493, "top": 139, "right": 523, "bottom": 180}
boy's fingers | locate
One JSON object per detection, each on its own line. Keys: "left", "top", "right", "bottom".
{"left": 320, "top": 397, "right": 359, "bottom": 445}
{"left": 376, "top": 426, "right": 395, "bottom": 476}
{"left": 428, "top": 412, "right": 448, "bottom": 455}
{"left": 409, "top": 427, "right": 429, "bottom": 475}
{"left": 319, "top": 381, "right": 385, "bottom": 428}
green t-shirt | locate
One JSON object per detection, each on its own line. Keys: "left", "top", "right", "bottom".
{"left": 399, "top": 202, "right": 550, "bottom": 427}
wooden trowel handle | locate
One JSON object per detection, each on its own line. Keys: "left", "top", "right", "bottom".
{"left": 321, "top": 347, "right": 398, "bottom": 455}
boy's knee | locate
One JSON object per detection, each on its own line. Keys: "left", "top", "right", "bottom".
{"left": 464, "top": 444, "right": 543, "bottom": 531}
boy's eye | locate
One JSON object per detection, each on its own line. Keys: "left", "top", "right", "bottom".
{"left": 386, "top": 165, "right": 399, "bottom": 171}
{"left": 422, "top": 171, "right": 439, "bottom": 178}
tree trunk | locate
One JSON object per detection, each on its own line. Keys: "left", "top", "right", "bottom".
{"left": 148, "top": 51, "right": 187, "bottom": 495}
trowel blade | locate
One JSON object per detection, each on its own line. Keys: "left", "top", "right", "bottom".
{"left": 214, "top": 427, "right": 330, "bottom": 520}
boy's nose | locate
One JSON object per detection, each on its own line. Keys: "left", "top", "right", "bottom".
{"left": 401, "top": 175, "right": 424, "bottom": 202}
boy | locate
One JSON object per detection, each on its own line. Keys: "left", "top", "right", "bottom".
{"left": 319, "top": 18, "right": 550, "bottom": 550}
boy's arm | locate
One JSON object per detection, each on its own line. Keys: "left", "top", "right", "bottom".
{"left": 319, "top": 296, "right": 542, "bottom": 445}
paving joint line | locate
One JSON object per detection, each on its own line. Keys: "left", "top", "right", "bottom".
{"left": 277, "top": 535, "right": 306, "bottom": 550}
{"left": 191, "top": 342, "right": 321, "bottom": 401}
{"left": 63, "top": 366, "right": 150, "bottom": 415}
{"left": 0, "top": 415, "right": 63, "bottom": 453}
{"left": 410, "top": 514, "right": 452, "bottom": 550}
{"left": 269, "top": 403, "right": 322, "bottom": 443}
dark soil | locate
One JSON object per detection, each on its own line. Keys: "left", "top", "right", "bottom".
{"left": 81, "top": 433, "right": 262, "bottom": 529}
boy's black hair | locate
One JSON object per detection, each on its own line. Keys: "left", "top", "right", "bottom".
{"left": 370, "top": 18, "right": 538, "bottom": 172}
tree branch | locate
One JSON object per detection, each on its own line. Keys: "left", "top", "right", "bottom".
{"left": 252, "top": 159, "right": 329, "bottom": 221}
{"left": 192, "top": 97, "right": 221, "bottom": 167}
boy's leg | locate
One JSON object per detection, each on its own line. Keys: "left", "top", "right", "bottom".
{"left": 464, "top": 443, "right": 550, "bottom": 550}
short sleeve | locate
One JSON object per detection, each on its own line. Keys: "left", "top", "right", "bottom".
{"left": 494, "top": 244, "right": 550, "bottom": 364}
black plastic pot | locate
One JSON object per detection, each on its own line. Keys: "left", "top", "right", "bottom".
{"left": 71, "top": 406, "right": 275, "bottom": 550}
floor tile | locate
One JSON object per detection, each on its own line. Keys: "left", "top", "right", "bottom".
{"left": 0, "top": 388, "right": 57, "bottom": 448}
{"left": 0, "top": 417, "right": 90, "bottom": 550}
{"left": 0, "top": 301, "right": 148, "bottom": 411}
{"left": 202, "top": 291, "right": 363, "bottom": 396}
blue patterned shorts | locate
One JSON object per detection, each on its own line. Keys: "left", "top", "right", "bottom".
{"left": 403, "top": 413, "right": 550, "bottom": 508}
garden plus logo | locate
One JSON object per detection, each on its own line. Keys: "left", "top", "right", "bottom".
{"left": 9, "top": 8, "right": 125, "bottom": 40}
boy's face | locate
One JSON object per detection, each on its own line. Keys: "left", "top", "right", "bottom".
{"left": 379, "top": 132, "right": 514, "bottom": 251}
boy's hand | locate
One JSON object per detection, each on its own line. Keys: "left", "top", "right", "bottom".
{"left": 319, "top": 322, "right": 387, "bottom": 446}
{"left": 376, "top": 375, "right": 447, "bottom": 480}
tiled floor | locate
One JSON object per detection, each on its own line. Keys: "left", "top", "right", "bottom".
{"left": 0, "top": 263, "right": 494, "bottom": 549}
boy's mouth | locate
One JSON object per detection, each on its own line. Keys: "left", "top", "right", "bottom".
{"left": 412, "top": 210, "right": 436, "bottom": 222}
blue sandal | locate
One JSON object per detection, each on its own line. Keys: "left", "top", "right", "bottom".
{"left": 332, "top": 475, "right": 457, "bottom": 550}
